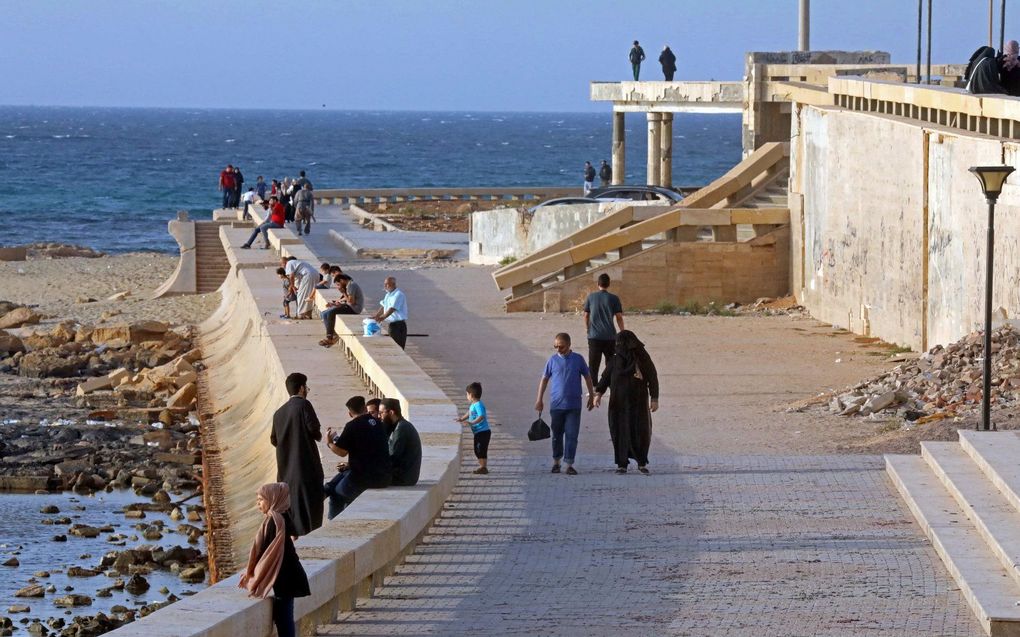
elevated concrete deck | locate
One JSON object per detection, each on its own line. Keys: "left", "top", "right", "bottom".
{"left": 590, "top": 80, "right": 743, "bottom": 111}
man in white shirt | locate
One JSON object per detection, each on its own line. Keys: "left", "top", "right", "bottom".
{"left": 371, "top": 276, "right": 408, "bottom": 349}
{"left": 282, "top": 256, "right": 318, "bottom": 319}
{"left": 240, "top": 188, "right": 256, "bottom": 220}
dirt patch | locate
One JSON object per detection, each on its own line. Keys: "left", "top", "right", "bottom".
{"left": 364, "top": 200, "right": 516, "bottom": 233}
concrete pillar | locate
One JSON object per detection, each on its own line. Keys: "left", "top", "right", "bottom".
{"left": 611, "top": 111, "right": 626, "bottom": 185}
{"left": 659, "top": 112, "right": 673, "bottom": 188}
{"left": 798, "top": 0, "right": 810, "bottom": 51}
{"left": 646, "top": 112, "right": 662, "bottom": 186}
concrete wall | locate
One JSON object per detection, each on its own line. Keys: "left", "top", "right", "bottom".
{"left": 470, "top": 202, "right": 663, "bottom": 265}
{"left": 791, "top": 104, "right": 1020, "bottom": 350}
{"left": 507, "top": 227, "right": 790, "bottom": 312}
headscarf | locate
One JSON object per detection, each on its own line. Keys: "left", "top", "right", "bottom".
{"left": 238, "top": 482, "right": 290, "bottom": 598}
{"left": 1004, "top": 40, "right": 1020, "bottom": 72}
{"left": 613, "top": 330, "right": 646, "bottom": 377}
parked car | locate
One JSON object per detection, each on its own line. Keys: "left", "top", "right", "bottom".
{"left": 588, "top": 185, "right": 685, "bottom": 203}
{"left": 527, "top": 196, "right": 600, "bottom": 213}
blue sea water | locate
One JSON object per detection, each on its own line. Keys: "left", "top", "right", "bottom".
{"left": 0, "top": 106, "right": 742, "bottom": 253}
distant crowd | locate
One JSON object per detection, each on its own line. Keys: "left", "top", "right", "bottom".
{"left": 218, "top": 165, "right": 317, "bottom": 244}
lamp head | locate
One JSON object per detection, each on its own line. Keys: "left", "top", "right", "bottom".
{"left": 969, "top": 165, "right": 1016, "bottom": 202}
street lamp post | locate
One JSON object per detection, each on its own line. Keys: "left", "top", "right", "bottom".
{"left": 968, "top": 165, "right": 1015, "bottom": 431}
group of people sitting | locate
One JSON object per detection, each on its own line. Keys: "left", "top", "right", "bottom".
{"left": 966, "top": 40, "right": 1020, "bottom": 95}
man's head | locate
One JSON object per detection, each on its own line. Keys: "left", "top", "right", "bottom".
{"left": 584, "top": 161, "right": 591, "bottom": 167}
{"left": 345, "top": 395, "right": 367, "bottom": 417}
{"left": 285, "top": 372, "right": 308, "bottom": 397}
{"left": 601, "top": 160, "right": 608, "bottom": 165}
{"left": 633, "top": 40, "right": 639, "bottom": 46}
{"left": 257, "top": 175, "right": 264, "bottom": 182}
{"left": 329, "top": 265, "right": 344, "bottom": 275}
{"left": 299, "top": 170, "right": 306, "bottom": 178}
{"left": 379, "top": 398, "right": 402, "bottom": 425}
{"left": 280, "top": 256, "right": 295, "bottom": 267}
{"left": 597, "top": 273, "right": 610, "bottom": 289}
{"left": 553, "top": 332, "right": 572, "bottom": 355}
{"left": 234, "top": 166, "right": 241, "bottom": 173}
{"left": 384, "top": 276, "right": 397, "bottom": 292}
{"left": 269, "top": 195, "right": 278, "bottom": 203}
{"left": 335, "top": 273, "right": 351, "bottom": 290}
{"left": 466, "top": 382, "right": 482, "bottom": 402}
{"left": 366, "top": 398, "right": 382, "bottom": 418}
{"left": 226, "top": 164, "right": 233, "bottom": 170}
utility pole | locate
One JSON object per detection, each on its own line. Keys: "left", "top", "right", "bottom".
{"left": 926, "top": 0, "right": 932, "bottom": 84}
{"left": 1001, "top": 0, "right": 1007, "bottom": 52}
{"left": 917, "top": 0, "right": 923, "bottom": 83}
{"left": 798, "top": 0, "right": 810, "bottom": 51}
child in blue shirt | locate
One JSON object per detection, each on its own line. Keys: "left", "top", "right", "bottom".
{"left": 457, "top": 382, "right": 490, "bottom": 475}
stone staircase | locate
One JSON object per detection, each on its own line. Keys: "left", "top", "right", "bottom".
{"left": 195, "top": 221, "right": 231, "bottom": 293}
{"left": 886, "top": 431, "right": 1020, "bottom": 636}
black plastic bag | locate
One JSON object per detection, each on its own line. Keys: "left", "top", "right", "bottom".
{"left": 528, "top": 415, "right": 551, "bottom": 441}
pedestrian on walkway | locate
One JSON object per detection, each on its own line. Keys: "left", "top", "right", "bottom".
{"left": 583, "top": 161, "right": 596, "bottom": 195}
{"left": 629, "top": 40, "right": 646, "bottom": 80}
{"left": 583, "top": 273, "right": 625, "bottom": 382}
{"left": 659, "top": 45, "right": 677, "bottom": 81}
{"left": 238, "top": 482, "right": 310, "bottom": 637}
{"left": 372, "top": 276, "right": 409, "bottom": 349}
{"left": 594, "top": 330, "right": 659, "bottom": 474}
{"left": 269, "top": 373, "right": 324, "bottom": 536}
{"left": 282, "top": 256, "right": 318, "bottom": 319}
{"left": 599, "top": 160, "right": 612, "bottom": 187}
{"left": 535, "top": 333, "right": 595, "bottom": 475}
{"left": 323, "top": 395, "right": 392, "bottom": 519}
{"left": 457, "top": 382, "right": 491, "bottom": 474}
{"left": 294, "top": 182, "right": 315, "bottom": 236}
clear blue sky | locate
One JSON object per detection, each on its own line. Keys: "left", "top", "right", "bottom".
{"left": 1, "top": 0, "right": 1005, "bottom": 112}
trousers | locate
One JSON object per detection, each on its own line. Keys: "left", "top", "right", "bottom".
{"left": 587, "top": 338, "right": 616, "bottom": 385}
{"left": 244, "top": 221, "right": 281, "bottom": 248}
{"left": 322, "top": 304, "right": 357, "bottom": 336}
{"left": 549, "top": 408, "right": 581, "bottom": 464}
{"left": 273, "top": 597, "right": 295, "bottom": 637}
{"left": 388, "top": 320, "right": 407, "bottom": 349}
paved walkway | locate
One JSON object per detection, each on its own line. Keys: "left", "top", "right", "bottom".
{"left": 312, "top": 265, "right": 983, "bottom": 636}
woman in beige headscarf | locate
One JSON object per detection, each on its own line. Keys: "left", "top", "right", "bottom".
{"left": 238, "top": 482, "right": 310, "bottom": 637}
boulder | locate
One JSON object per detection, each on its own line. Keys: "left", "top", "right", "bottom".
{"left": 2, "top": 557, "right": 18, "bottom": 567}
{"left": 18, "top": 351, "right": 88, "bottom": 378}
{"left": 69, "top": 525, "right": 100, "bottom": 539}
{"left": 166, "top": 382, "right": 197, "bottom": 409}
{"left": 124, "top": 574, "right": 149, "bottom": 595}
{"left": 0, "top": 331, "right": 25, "bottom": 355}
{"left": 67, "top": 566, "right": 100, "bottom": 577}
{"left": 14, "top": 585, "right": 44, "bottom": 598}
{"left": 6, "top": 605, "right": 29, "bottom": 613}
{"left": 53, "top": 594, "right": 92, "bottom": 607}
{"left": 0, "top": 308, "right": 42, "bottom": 330}
{"left": 179, "top": 565, "right": 205, "bottom": 583}
{"left": 76, "top": 376, "right": 114, "bottom": 396}
{"left": 107, "top": 368, "right": 131, "bottom": 386}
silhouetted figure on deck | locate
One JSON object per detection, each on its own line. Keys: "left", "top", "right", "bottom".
{"left": 659, "top": 46, "right": 677, "bottom": 81}
{"left": 629, "top": 41, "right": 645, "bottom": 81}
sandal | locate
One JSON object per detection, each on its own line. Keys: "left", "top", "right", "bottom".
{"left": 318, "top": 336, "right": 338, "bottom": 347}
{"left": 638, "top": 466, "right": 650, "bottom": 474}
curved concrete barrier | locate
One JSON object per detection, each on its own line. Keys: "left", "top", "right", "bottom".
{"left": 151, "top": 211, "right": 197, "bottom": 298}
{"left": 105, "top": 225, "right": 461, "bottom": 636}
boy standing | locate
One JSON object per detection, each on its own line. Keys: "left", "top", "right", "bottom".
{"left": 457, "top": 382, "right": 490, "bottom": 475}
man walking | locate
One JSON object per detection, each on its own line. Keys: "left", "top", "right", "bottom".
{"left": 629, "top": 40, "right": 646, "bottom": 81}
{"left": 269, "top": 372, "right": 324, "bottom": 536}
{"left": 598, "top": 160, "right": 612, "bottom": 187}
{"left": 294, "top": 182, "right": 315, "bottom": 236}
{"left": 282, "top": 256, "right": 318, "bottom": 319}
{"left": 535, "top": 332, "right": 595, "bottom": 475}
{"left": 659, "top": 45, "right": 677, "bottom": 81}
{"left": 372, "top": 276, "right": 409, "bottom": 349}
{"left": 323, "top": 395, "right": 392, "bottom": 518}
{"left": 380, "top": 398, "right": 422, "bottom": 487}
{"left": 583, "top": 273, "right": 625, "bottom": 382}
{"left": 583, "top": 161, "right": 596, "bottom": 195}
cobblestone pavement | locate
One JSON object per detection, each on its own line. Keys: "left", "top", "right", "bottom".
{"left": 317, "top": 267, "right": 982, "bottom": 636}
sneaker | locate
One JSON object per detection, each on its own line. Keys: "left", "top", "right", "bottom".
{"left": 550, "top": 464, "right": 561, "bottom": 474}
{"left": 240, "top": 244, "right": 251, "bottom": 250}
{"left": 638, "top": 466, "right": 650, "bottom": 475}
{"left": 565, "top": 466, "right": 578, "bottom": 476}
{"left": 472, "top": 467, "right": 488, "bottom": 475}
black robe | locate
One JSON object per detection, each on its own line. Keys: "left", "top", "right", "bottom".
{"left": 270, "top": 396, "right": 324, "bottom": 536}
{"left": 596, "top": 346, "right": 659, "bottom": 468}
{"left": 255, "top": 513, "right": 311, "bottom": 599}
{"left": 966, "top": 46, "right": 1006, "bottom": 94}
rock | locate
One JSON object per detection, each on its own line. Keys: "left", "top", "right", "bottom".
{"left": 455, "top": 202, "right": 473, "bottom": 214}
{"left": 141, "top": 527, "right": 163, "bottom": 541}
{"left": 166, "top": 382, "right": 197, "bottom": 409}
{"left": 14, "top": 585, "right": 44, "bottom": 598}
{"left": 67, "top": 566, "right": 100, "bottom": 577}
{"left": 186, "top": 510, "right": 201, "bottom": 522}
{"left": 6, "top": 605, "right": 29, "bottom": 613}
{"left": 0, "top": 308, "right": 42, "bottom": 330}
{"left": 39, "top": 505, "right": 59, "bottom": 514}
{"left": 76, "top": 376, "right": 114, "bottom": 396}
{"left": 0, "top": 330, "right": 25, "bottom": 355}
{"left": 152, "top": 490, "right": 171, "bottom": 504}
{"left": 69, "top": 525, "right": 100, "bottom": 539}
{"left": 51, "top": 535, "right": 66, "bottom": 542}
{"left": 179, "top": 565, "right": 205, "bottom": 583}
{"left": 124, "top": 574, "right": 149, "bottom": 595}
{"left": 2, "top": 557, "right": 19, "bottom": 567}
{"left": 123, "top": 510, "right": 145, "bottom": 519}
{"left": 53, "top": 594, "right": 91, "bottom": 607}
{"left": 107, "top": 368, "right": 131, "bottom": 386}
{"left": 106, "top": 291, "right": 130, "bottom": 302}
{"left": 26, "top": 620, "right": 44, "bottom": 635}
{"left": 18, "top": 350, "right": 88, "bottom": 378}
{"left": 169, "top": 507, "right": 183, "bottom": 521}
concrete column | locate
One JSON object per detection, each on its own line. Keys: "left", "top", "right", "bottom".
{"left": 659, "top": 112, "right": 673, "bottom": 188}
{"left": 646, "top": 112, "right": 662, "bottom": 186}
{"left": 798, "top": 0, "right": 810, "bottom": 51}
{"left": 611, "top": 111, "right": 626, "bottom": 185}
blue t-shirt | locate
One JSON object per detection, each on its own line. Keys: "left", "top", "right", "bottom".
{"left": 468, "top": 400, "right": 490, "bottom": 434}
{"left": 543, "top": 351, "right": 590, "bottom": 411}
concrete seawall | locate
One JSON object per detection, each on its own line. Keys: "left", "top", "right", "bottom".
{"left": 103, "top": 219, "right": 461, "bottom": 635}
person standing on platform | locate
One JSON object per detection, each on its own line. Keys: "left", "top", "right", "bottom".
{"left": 269, "top": 373, "right": 324, "bottom": 536}
{"left": 219, "top": 164, "right": 236, "bottom": 209}
{"left": 629, "top": 40, "right": 646, "bottom": 80}
{"left": 232, "top": 166, "right": 245, "bottom": 208}
{"left": 372, "top": 276, "right": 409, "bottom": 349}
{"left": 583, "top": 161, "right": 596, "bottom": 195}
{"left": 599, "top": 160, "right": 612, "bottom": 187}
{"left": 659, "top": 45, "right": 677, "bottom": 81}
{"left": 535, "top": 332, "right": 595, "bottom": 476}
{"left": 255, "top": 175, "right": 268, "bottom": 200}
{"left": 583, "top": 273, "right": 625, "bottom": 382}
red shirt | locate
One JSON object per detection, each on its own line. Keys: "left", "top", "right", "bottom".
{"left": 220, "top": 170, "right": 235, "bottom": 189}
{"left": 269, "top": 201, "right": 286, "bottom": 225}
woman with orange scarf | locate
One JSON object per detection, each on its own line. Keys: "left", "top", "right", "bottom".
{"left": 238, "top": 483, "right": 310, "bottom": 637}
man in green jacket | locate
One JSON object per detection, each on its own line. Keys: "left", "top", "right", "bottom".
{"left": 629, "top": 40, "right": 646, "bottom": 80}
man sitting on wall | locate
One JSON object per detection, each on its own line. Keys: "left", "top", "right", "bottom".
{"left": 323, "top": 395, "right": 392, "bottom": 519}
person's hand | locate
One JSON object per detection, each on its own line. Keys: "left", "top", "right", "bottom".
{"left": 534, "top": 399, "right": 543, "bottom": 413}
{"left": 650, "top": 399, "right": 659, "bottom": 413}
{"left": 586, "top": 395, "right": 595, "bottom": 411}
{"left": 593, "top": 393, "right": 603, "bottom": 408}
{"left": 325, "top": 427, "right": 335, "bottom": 442}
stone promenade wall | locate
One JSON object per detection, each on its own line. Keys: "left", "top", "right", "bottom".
{"left": 791, "top": 104, "right": 1020, "bottom": 350}
{"left": 103, "top": 223, "right": 461, "bottom": 636}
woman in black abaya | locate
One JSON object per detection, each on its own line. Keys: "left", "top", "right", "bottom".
{"left": 593, "top": 330, "right": 659, "bottom": 474}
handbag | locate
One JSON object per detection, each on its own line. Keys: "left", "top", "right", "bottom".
{"left": 528, "top": 414, "right": 551, "bottom": 441}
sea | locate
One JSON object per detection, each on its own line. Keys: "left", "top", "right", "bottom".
{"left": 0, "top": 106, "right": 742, "bottom": 254}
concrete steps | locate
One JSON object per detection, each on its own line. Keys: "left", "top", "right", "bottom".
{"left": 886, "top": 431, "right": 1020, "bottom": 636}
{"left": 195, "top": 221, "right": 230, "bottom": 293}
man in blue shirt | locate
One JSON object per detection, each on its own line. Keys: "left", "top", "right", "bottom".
{"left": 535, "top": 332, "right": 595, "bottom": 475}
{"left": 371, "top": 276, "right": 408, "bottom": 349}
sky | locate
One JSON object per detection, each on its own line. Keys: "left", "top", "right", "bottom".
{"left": 1, "top": 0, "right": 1009, "bottom": 112}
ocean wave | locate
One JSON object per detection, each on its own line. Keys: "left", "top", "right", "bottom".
{"left": 224, "top": 139, "right": 236, "bottom": 143}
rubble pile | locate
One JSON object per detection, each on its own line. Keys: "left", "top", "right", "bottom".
{"left": 825, "top": 324, "right": 1020, "bottom": 420}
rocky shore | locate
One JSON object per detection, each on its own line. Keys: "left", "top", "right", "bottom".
{"left": 0, "top": 250, "right": 221, "bottom": 636}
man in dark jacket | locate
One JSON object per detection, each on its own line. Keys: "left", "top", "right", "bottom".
{"left": 380, "top": 398, "right": 421, "bottom": 486}
{"left": 598, "top": 160, "right": 612, "bottom": 187}
{"left": 629, "top": 40, "right": 646, "bottom": 80}
{"left": 269, "top": 372, "right": 324, "bottom": 536}
{"left": 659, "top": 46, "right": 677, "bottom": 81}
{"left": 323, "top": 395, "right": 392, "bottom": 518}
